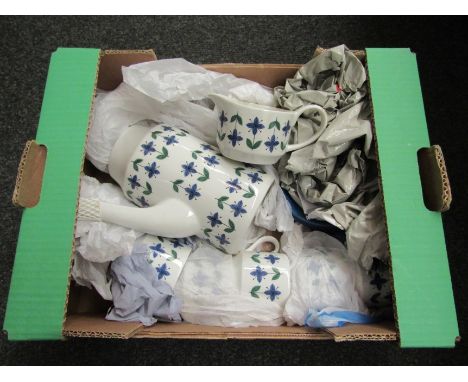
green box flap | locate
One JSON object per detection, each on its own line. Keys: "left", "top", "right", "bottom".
{"left": 4, "top": 48, "right": 101, "bottom": 340}
{"left": 366, "top": 48, "right": 459, "bottom": 347}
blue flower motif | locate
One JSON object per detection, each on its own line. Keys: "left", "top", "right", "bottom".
{"left": 141, "top": 141, "right": 156, "bottom": 155}
{"left": 144, "top": 162, "right": 160, "bottom": 178}
{"left": 246, "top": 117, "right": 265, "bottom": 136}
{"left": 127, "top": 175, "right": 141, "bottom": 189}
{"left": 163, "top": 126, "right": 174, "bottom": 131}
{"left": 204, "top": 155, "right": 220, "bottom": 167}
{"left": 226, "top": 178, "right": 242, "bottom": 193}
{"left": 149, "top": 243, "right": 166, "bottom": 255}
{"left": 207, "top": 212, "right": 222, "bottom": 227}
{"left": 201, "top": 144, "right": 212, "bottom": 151}
{"left": 219, "top": 110, "right": 228, "bottom": 127}
{"left": 247, "top": 172, "right": 263, "bottom": 184}
{"left": 181, "top": 161, "right": 197, "bottom": 177}
{"left": 215, "top": 233, "right": 230, "bottom": 245}
{"left": 282, "top": 121, "right": 291, "bottom": 137}
{"left": 169, "top": 238, "right": 183, "bottom": 248}
{"left": 264, "top": 284, "right": 281, "bottom": 301}
{"left": 227, "top": 128, "right": 243, "bottom": 147}
{"left": 265, "top": 135, "right": 280, "bottom": 153}
{"left": 136, "top": 196, "right": 149, "bottom": 207}
{"left": 250, "top": 265, "right": 268, "bottom": 283}
{"left": 264, "top": 254, "right": 280, "bottom": 265}
{"left": 156, "top": 263, "right": 171, "bottom": 280}
{"left": 230, "top": 200, "right": 247, "bottom": 217}
{"left": 163, "top": 135, "right": 179, "bottom": 146}
{"left": 184, "top": 184, "right": 201, "bottom": 200}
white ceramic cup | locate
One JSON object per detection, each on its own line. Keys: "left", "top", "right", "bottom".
{"left": 209, "top": 93, "right": 328, "bottom": 165}
{"left": 141, "top": 235, "right": 194, "bottom": 288}
{"left": 235, "top": 236, "right": 290, "bottom": 304}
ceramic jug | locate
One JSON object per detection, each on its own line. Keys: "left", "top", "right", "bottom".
{"left": 79, "top": 121, "right": 274, "bottom": 254}
{"left": 209, "top": 93, "right": 328, "bottom": 165}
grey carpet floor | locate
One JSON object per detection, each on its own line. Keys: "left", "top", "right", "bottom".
{"left": 0, "top": 15, "right": 467, "bottom": 365}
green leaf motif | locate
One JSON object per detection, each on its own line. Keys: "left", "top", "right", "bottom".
{"left": 192, "top": 152, "right": 198, "bottom": 159}
{"left": 246, "top": 138, "right": 254, "bottom": 150}
{"left": 250, "top": 285, "right": 261, "bottom": 298}
{"left": 269, "top": 119, "right": 280, "bottom": 130}
{"left": 203, "top": 228, "right": 212, "bottom": 237}
{"left": 224, "top": 219, "right": 236, "bottom": 233}
{"left": 126, "top": 190, "right": 133, "bottom": 198}
{"left": 252, "top": 140, "right": 262, "bottom": 149}
{"left": 143, "top": 182, "right": 153, "bottom": 195}
{"left": 251, "top": 253, "right": 260, "bottom": 264}
{"left": 230, "top": 114, "right": 243, "bottom": 125}
{"left": 217, "top": 196, "right": 229, "bottom": 209}
{"left": 243, "top": 185, "right": 255, "bottom": 198}
{"left": 172, "top": 179, "right": 184, "bottom": 192}
{"left": 280, "top": 141, "right": 287, "bottom": 150}
{"left": 157, "top": 146, "right": 169, "bottom": 159}
{"left": 198, "top": 167, "right": 210, "bottom": 182}
{"left": 132, "top": 158, "right": 143, "bottom": 171}
{"left": 171, "top": 249, "right": 178, "bottom": 259}
{"left": 272, "top": 267, "right": 281, "bottom": 280}
{"left": 176, "top": 131, "right": 187, "bottom": 137}
{"left": 217, "top": 130, "right": 226, "bottom": 141}
{"left": 235, "top": 167, "right": 245, "bottom": 176}
{"left": 151, "top": 131, "right": 163, "bottom": 139}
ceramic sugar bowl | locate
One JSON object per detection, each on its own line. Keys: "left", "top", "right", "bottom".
{"left": 79, "top": 121, "right": 275, "bottom": 254}
{"left": 235, "top": 236, "right": 290, "bottom": 304}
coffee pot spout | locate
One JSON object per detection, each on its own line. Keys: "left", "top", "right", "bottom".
{"left": 78, "top": 197, "right": 200, "bottom": 238}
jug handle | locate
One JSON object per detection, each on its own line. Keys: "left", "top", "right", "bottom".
{"left": 78, "top": 197, "right": 200, "bottom": 238}
{"left": 285, "top": 105, "right": 329, "bottom": 152}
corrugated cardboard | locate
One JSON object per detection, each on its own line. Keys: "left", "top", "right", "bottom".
{"left": 4, "top": 47, "right": 458, "bottom": 347}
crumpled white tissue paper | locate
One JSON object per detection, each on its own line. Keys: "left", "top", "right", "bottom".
{"left": 86, "top": 58, "right": 276, "bottom": 173}
{"left": 75, "top": 175, "right": 143, "bottom": 263}
{"left": 282, "top": 231, "right": 372, "bottom": 327}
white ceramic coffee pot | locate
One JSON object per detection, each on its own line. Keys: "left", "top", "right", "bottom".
{"left": 79, "top": 121, "right": 274, "bottom": 254}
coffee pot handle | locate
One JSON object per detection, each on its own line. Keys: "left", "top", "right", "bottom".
{"left": 78, "top": 197, "right": 200, "bottom": 238}
{"left": 285, "top": 104, "right": 329, "bottom": 152}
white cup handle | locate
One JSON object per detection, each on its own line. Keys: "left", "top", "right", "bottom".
{"left": 247, "top": 236, "right": 280, "bottom": 252}
{"left": 285, "top": 105, "right": 328, "bottom": 152}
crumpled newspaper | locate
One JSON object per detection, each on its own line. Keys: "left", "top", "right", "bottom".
{"left": 87, "top": 58, "right": 275, "bottom": 173}
{"left": 274, "top": 45, "right": 381, "bottom": 238}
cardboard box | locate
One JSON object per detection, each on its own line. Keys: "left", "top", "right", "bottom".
{"left": 3, "top": 48, "right": 459, "bottom": 347}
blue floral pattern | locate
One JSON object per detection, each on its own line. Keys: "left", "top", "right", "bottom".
{"left": 229, "top": 200, "right": 247, "bottom": 217}
{"left": 247, "top": 172, "right": 262, "bottom": 184}
{"left": 128, "top": 175, "right": 141, "bottom": 189}
{"left": 264, "top": 253, "right": 280, "bottom": 264}
{"left": 226, "top": 178, "right": 242, "bottom": 193}
{"left": 250, "top": 265, "right": 268, "bottom": 283}
{"left": 282, "top": 121, "right": 291, "bottom": 136}
{"left": 219, "top": 110, "right": 228, "bottom": 127}
{"left": 246, "top": 117, "right": 265, "bottom": 136}
{"left": 144, "top": 162, "right": 160, "bottom": 178}
{"left": 207, "top": 212, "right": 222, "bottom": 227}
{"left": 204, "top": 155, "right": 220, "bottom": 167}
{"left": 264, "top": 284, "right": 281, "bottom": 301}
{"left": 184, "top": 184, "right": 201, "bottom": 200}
{"left": 227, "top": 128, "right": 243, "bottom": 147}
{"left": 141, "top": 141, "right": 156, "bottom": 155}
{"left": 265, "top": 135, "right": 280, "bottom": 152}
{"left": 156, "top": 263, "right": 170, "bottom": 280}
{"left": 181, "top": 161, "right": 197, "bottom": 177}
{"left": 163, "top": 135, "right": 179, "bottom": 146}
